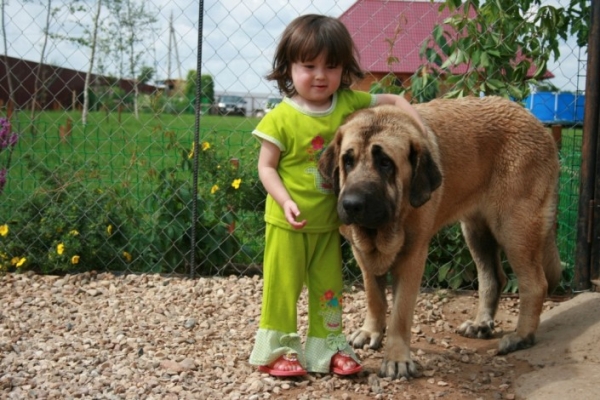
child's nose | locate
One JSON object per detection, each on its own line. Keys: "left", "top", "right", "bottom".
{"left": 315, "top": 67, "right": 326, "bottom": 79}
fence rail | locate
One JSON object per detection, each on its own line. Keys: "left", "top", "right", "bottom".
{"left": 0, "top": 0, "right": 594, "bottom": 292}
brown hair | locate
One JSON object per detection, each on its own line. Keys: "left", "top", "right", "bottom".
{"left": 267, "top": 14, "right": 364, "bottom": 97}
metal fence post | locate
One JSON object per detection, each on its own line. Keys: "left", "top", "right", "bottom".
{"left": 190, "top": 0, "right": 205, "bottom": 279}
{"left": 575, "top": 0, "right": 600, "bottom": 291}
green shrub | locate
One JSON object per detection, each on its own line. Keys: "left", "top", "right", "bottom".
{"left": 124, "top": 134, "right": 265, "bottom": 275}
{"left": 0, "top": 160, "right": 130, "bottom": 274}
{"left": 425, "top": 224, "right": 476, "bottom": 290}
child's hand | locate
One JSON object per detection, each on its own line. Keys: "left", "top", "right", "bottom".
{"left": 283, "top": 200, "right": 307, "bottom": 230}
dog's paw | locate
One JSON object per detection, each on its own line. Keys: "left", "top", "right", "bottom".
{"left": 457, "top": 319, "right": 495, "bottom": 339}
{"left": 349, "top": 328, "right": 383, "bottom": 350}
{"left": 497, "top": 332, "right": 535, "bottom": 355}
{"left": 378, "top": 358, "right": 420, "bottom": 379}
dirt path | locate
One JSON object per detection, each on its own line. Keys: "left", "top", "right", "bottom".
{"left": 1, "top": 272, "right": 597, "bottom": 399}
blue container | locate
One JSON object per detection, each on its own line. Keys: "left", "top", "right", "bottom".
{"left": 526, "top": 92, "right": 555, "bottom": 123}
{"left": 525, "top": 92, "right": 585, "bottom": 124}
{"left": 575, "top": 95, "right": 585, "bottom": 123}
{"left": 556, "top": 92, "right": 575, "bottom": 122}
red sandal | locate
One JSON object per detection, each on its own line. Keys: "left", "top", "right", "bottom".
{"left": 258, "top": 353, "right": 307, "bottom": 377}
{"left": 331, "top": 352, "right": 362, "bottom": 375}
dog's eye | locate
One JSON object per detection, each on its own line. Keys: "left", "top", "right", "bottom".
{"left": 378, "top": 156, "right": 394, "bottom": 173}
{"left": 371, "top": 145, "right": 394, "bottom": 175}
{"left": 342, "top": 153, "right": 354, "bottom": 171}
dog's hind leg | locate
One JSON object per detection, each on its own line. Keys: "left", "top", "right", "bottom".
{"left": 495, "top": 210, "right": 550, "bottom": 354}
{"left": 457, "top": 215, "right": 505, "bottom": 339}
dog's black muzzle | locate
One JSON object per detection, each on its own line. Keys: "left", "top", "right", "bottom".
{"left": 338, "top": 183, "right": 391, "bottom": 229}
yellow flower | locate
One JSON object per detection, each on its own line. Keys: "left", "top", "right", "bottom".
{"left": 188, "top": 142, "right": 195, "bottom": 159}
{"left": 57, "top": 243, "right": 65, "bottom": 255}
{"left": 0, "top": 224, "right": 8, "bottom": 237}
{"left": 69, "top": 230, "right": 79, "bottom": 236}
{"left": 210, "top": 185, "right": 219, "bottom": 194}
{"left": 231, "top": 178, "right": 242, "bottom": 189}
{"left": 107, "top": 225, "right": 113, "bottom": 235}
{"left": 71, "top": 255, "right": 80, "bottom": 264}
{"left": 11, "top": 257, "right": 19, "bottom": 266}
{"left": 201, "top": 142, "right": 210, "bottom": 151}
{"left": 16, "top": 257, "right": 26, "bottom": 268}
{"left": 123, "top": 251, "right": 132, "bottom": 263}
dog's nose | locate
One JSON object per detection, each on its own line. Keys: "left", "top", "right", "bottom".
{"left": 341, "top": 193, "right": 365, "bottom": 217}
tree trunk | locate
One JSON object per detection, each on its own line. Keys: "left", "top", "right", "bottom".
{"left": 83, "top": 0, "right": 103, "bottom": 125}
{"left": 1, "top": 0, "right": 16, "bottom": 118}
{"left": 30, "top": 0, "right": 52, "bottom": 133}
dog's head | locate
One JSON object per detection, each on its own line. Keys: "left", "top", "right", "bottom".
{"left": 318, "top": 105, "right": 442, "bottom": 230}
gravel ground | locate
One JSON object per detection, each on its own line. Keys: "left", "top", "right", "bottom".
{"left": 0, "top": 271, "right": 559, "bottom": 399}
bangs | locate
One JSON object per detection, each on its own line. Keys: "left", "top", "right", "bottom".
{"left": 287, "top": 22, "right": 352, "bottom": 66}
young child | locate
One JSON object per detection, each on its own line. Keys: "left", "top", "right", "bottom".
{"left": 249, "top": 14, "right": 424, "bottom": 377}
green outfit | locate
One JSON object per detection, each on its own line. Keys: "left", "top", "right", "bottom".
{"left": 249, "top": 89, "right": 376, "bottom": 373}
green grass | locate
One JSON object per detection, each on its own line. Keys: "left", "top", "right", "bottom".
{"left": 2, "top": 111, "right": 262, "bottom": 219}
{"left": 556, "top": 127, "right": 583, "bottom": 278}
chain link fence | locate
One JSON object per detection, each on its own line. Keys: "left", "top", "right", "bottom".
{"left": 0, "top": 0, "right": 591, "bottom": 292}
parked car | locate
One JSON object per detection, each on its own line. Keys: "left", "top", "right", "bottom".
{"left": 253, "top": 97, "right": 283, "bottom": 118}
{"left": 213, "top": 95, "right": 247, "bottom": 116}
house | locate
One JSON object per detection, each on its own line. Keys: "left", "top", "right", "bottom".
{"left": 0, "top": 55, "right": 158, "bottom": 111}
{"left": 339, "top": 0, "right": 553, "bottom": 93}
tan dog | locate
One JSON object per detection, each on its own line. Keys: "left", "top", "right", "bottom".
{"left": 318, "top": 96, "right": 562, "bottom": 379}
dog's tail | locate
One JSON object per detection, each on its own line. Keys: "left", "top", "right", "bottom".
{"left": 543, "top": 232, "right": 562, "bottom": 294}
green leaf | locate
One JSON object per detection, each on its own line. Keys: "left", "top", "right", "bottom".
{"left": 438, "top": 262, "right": 451, "bottom": 282}
{"left": 449, "top": 274, "right": 463, "bottom": 290}
{"left": 441, "top": 51, "right": 459, "bottom": 69}
{"left": 507, "top": 85, "right": 524, "bottom": 100}
{"left": 433, "top": 24, "right": 444, "bottom": 43}
{"left": 480, "top": 52, "right": 490, "bottom": 68}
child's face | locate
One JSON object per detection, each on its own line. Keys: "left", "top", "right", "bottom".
{"left": 290, "top": 52, "right": 343, "bottom": 109}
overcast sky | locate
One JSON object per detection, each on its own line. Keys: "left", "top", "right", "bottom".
{"left": 3, "top": 0, "right": 587, "bottom": 96}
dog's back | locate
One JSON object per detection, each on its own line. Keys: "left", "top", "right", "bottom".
{"left": 414, "top": 96, "right": 560, "bottom": 238}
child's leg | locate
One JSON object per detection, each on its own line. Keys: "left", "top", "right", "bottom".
{"left": 249, "top": 225, "right": 306, "bottom": 368}
{"left": 304, "top": 231, "right": 361, "bottom": 374}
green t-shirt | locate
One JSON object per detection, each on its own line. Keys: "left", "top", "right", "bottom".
{"left": 252, "top": 89, "right": 376, "bottom": 232}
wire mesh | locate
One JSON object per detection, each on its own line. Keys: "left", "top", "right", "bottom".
{"left": 0, "top": 0, "right": 591, "bottom": 292}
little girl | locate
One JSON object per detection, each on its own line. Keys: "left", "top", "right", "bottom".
{"left": 249, "top": 14, "right": 424, "bottom": 377}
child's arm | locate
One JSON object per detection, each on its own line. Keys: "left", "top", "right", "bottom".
{"left": 257, "top": 140, "right": 307, "bottom": 230}
{"left": 375, "top": 94, "right": 426, "bottom": 132}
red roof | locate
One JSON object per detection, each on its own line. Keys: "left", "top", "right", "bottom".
{"left": 340, "top": 0, "right": 553, "bottom": 79}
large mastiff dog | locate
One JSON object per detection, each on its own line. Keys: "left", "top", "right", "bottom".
{"left": 318, "top": 96, "right": 561, "bottom": 379}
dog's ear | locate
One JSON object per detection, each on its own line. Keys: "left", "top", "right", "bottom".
{"left": 318, "top": 138, "right": 341, "bottom": 196}
{"left": 409, "top": 141, "right": 442, "bottom": 208}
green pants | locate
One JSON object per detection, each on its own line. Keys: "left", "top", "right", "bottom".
{"left": 249, "top": 224, "right": 358, "bottom": 373}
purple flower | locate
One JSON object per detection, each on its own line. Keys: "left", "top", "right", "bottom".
{"left": 0, "top": 118, "right": 11, "bottom": 150}
{"left": 9, "top": 133, "right": 17, "bottom": 147}
{"left": 1, "top": 117, "right": 17, "bottom": 195}
{"left": 0, "top": 168, "right": 6, "bottom": 194}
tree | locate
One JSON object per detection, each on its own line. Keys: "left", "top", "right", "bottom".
{"left": 1, "top": 0, "right": 16, "bottom": 117}
{"left": 27, "top": 0, "right": 53, "bottom": 130}
{"left": 409, "top": 0, "right": 591, "bottom": 101}
{"left": 48, "top": 0, "right": 107, "bottom": 124}
{"left": 108, "top": 0, "right": 157, "bottom": 119}
{"left": 82, "top": 0, "right": 103, "bottom": 125}
{"left": 137, "top": 66, "right": 154, "bottom": 85}
{"left": 185, "top": 70, "right": 214, "bottom": 104}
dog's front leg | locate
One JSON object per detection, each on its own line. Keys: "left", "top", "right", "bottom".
{"left": 379, "top": 248, "right": 427, "bottom": 379}
{"left": 348, "top": 250, "right": 388, "bottom": 350}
